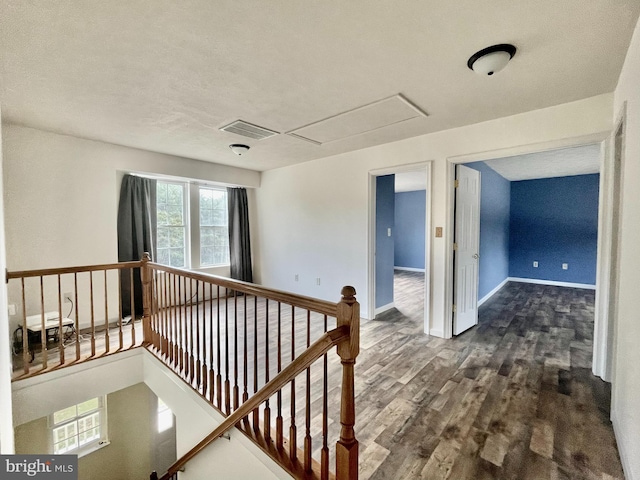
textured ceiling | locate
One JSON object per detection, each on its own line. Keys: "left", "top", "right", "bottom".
{"left": 484, "top": 144, "right": 601, "bottom": 181}
{"left": 1, "top": 1, "right": 638, "bottom": 172}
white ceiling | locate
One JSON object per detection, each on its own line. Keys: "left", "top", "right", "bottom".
{"left": 1, "top": 1, "right": 638, "bottom": 172}
{"left": 484, "top": 144, "right": 601, "bottom": 181}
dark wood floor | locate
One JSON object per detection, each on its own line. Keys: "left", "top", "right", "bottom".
{"left": 357, "top": 270, "right": 623, "bottom": 479}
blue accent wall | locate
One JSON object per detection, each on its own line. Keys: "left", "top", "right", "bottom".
{"left": 509, "top": 174, "right": 599, "bottom": 285}
{"left": 465, "top": 161, "right": 511, "bottom": 300}
{"left": 375, "top": 175, "right": 395, "bottom": 308}
{"left": 394, "top": 190, "right": 426, "bottom": 269}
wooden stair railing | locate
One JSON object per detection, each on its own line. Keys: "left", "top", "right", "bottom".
{"left": 158, "top": 326, "right": 350, "bottom": 480}
{"left": 143, "top": 259, "right": 361, "bottom": 480}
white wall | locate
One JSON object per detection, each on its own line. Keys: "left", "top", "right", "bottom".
{"left": 611, "top": 15, "right": 640, "bottom": 480}
{"left": 2, "top": 125, "right": 260, "bottom": 332}
{"left": 255, "top": 94, "right": 613, "bottom": 332}
{"left": 0, "top": 108, "right": 15, "bottom": 454}
{"left": 15, "top": 383, "right": 154, "bottom": 480}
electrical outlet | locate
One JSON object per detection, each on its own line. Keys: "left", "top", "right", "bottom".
{"left": 64, "top": 292, "right": 73, "bottom": 303}
{"left": 562, "top": 263, "right": 568, "bottom": 270}
{"left": 8, "top": 304, "right": 16, "bottom": 316}
{"left": 387, "top": 228, "right": 392, "bottom": 237}
{"left": 294, "top": 274, "right": 299, "bottom": 282}
{"left": 533, "top": 261, "right": 538, "bottom": 268}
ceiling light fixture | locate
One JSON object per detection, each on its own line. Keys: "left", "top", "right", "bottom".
{"left": 467, "top": 44, "right": 517, "bottom": 76}
{"left": 229, "top": 144, "right": 250, "bottom": 155}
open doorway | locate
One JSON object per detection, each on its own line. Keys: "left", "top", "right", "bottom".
{"left": 368, "top": 163, "right": 432, "bottom": 334}
{"left": 450, "top": 143, "right": 603, "bottom": 336}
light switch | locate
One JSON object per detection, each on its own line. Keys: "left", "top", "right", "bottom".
{"left": 387, "top": 228, "right": 392, "bottom": 237}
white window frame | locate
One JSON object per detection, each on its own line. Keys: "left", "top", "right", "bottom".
{"left": 49, "top": 396, "right": 109, "bottom": 457}
{"left": 156, "top": 180, "right": 191, "bottom": 269}
{"left": 197, "top": 185, "right": 229, "bottom": 268}
{"left": 155, "top": 180, "right": 230, "bottom": 269}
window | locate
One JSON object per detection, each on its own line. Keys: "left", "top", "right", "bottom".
{"left": 199, "top": 187, "right": 229, "bottom": 266}
{"left": 155, "top": 181, "right": 229, "bottom": 269}
{"left": 157, "top": 182, "right": 188, "bottom": 268}
{"left": 157, "top": 398, "right": 173, "bottom": 433}
{"left": 50, "top": 397, "right": 108, "bottom": 456}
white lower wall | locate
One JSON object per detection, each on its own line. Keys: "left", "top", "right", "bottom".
{"left": 255, "top": 94, "right": 612, "bottom": 328}
{"left": 612, "top": 14, "right": 640, "bottom": 480}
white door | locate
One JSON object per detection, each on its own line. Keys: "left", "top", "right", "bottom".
{"left": 453, "top": 165, "right": 481, "bottom": 335}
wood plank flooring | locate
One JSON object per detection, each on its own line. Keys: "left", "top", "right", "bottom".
{"left": 358, "top": 270, "right": 623, "bottom": 480}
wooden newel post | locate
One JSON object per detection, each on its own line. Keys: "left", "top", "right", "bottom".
{"left": 336, "top": 286, "right": 360, "bottom": 480}
{"left": 141, "top": 252, "right": 153, "bottom": 346}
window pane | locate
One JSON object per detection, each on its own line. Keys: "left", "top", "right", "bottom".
{"left": 53, "top": 406, "right": 77, "bottom": 425}
{"left": 156, "top": 181, "right": 187, "bottom": 268}
{"left": 200, "top": 187, "right": 228, "bottom": 266}
{"left": 169, "top": 227, "right": 184, "bottom": 248}
{"left": 77, "top": 398, "right": 99, "bottom": 416}
{"left": 157, "top": 227, "right": 169, "bottom": 248}
{"left": 157, "top": 248, "right": 170, "bottom": 265}
{"left": 169, "top": 248, "right": 185, "bottom": 268}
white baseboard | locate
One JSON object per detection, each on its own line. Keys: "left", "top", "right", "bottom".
{"left": 374, "top": 302, "right": 395, "bottom": 315}
{"left": 507, "top": 277, "right": 596, "bottom": 290}
{"left": 429, "top": 329, "right": 444, "bottom": 338}
{"left": 611, "top": 409, "right": 637, "bottom": 480}
{"left": 394, "top": 266, "right": 426, "bottom": 273}
{"left": 478, "top": 278, "right": 509, "bottom": 306}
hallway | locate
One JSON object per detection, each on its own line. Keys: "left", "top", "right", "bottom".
{"left": 358, "top": 271, "right": 622, "bottom": 479}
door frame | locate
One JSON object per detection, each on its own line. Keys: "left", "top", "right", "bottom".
{"left": 367, "top": 161, "right": 433, "bottom": 334}
{"left": 443, "top": 131, "right": 610, "bottom": 342}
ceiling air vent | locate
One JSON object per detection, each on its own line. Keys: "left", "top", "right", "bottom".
{"left": 219, "top": 120, "right": 279, "bottom": 140}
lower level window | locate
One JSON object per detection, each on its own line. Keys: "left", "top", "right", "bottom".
{"left": 50, "top": 397, "right": 108, "bottom": 456}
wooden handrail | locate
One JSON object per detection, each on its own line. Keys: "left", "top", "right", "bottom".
{"left": 148, "top": 262, "right": 338, "bottom": 318}
{"left": 160, "top": 325, "right": 350, "bottom": 479}
{"left": 6, "top": 260, "right": 143, "bottom": 281}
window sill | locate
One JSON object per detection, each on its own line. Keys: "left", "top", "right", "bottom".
{"left": 76, "top": 440, "right": 110, "bottom": 458}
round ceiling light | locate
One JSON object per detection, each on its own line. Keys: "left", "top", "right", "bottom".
{"left": 229, "top": 144, "right": 250, "bottom": 155}
{"left": 467, "top": 44, "right": 517, "bottom": 76}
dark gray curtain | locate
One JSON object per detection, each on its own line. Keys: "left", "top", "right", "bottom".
{"left": 227, "top": 187, "right": 253, "bottom": 283}
{"left": 118, "top": 174, "right": 157, "bottom": 318}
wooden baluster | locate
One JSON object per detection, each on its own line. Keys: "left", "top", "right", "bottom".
{"left": 57, "top": 274, "right": 64, "bottom": 365}
{"left": 167, "top": 273, "right": 173, "bottom": 364}
{"left": 162, "top": 273, "right": 168, "bottom": 356}
{"left": 74, "top": 274, "right": 80, "bottom": 359}
{"left": 151, "top": 271, "right": 158, "bottom": 350}
{"left": 216, "top": 285, "right": 222, "bottom": 410}
{"left": 321, "top": 314, "right": 329, "bottom": 479}
{"left": 89, "top": 272, "right": 96, "bottom": 357}
{"left": 195, "top": 279, "right": 201, "bottom": 389}
{"left": 20, "top": 278, "right": 29, "bottom": 374}
{"left": 129, "top": 269, "right": 136, "bottom": 346}
{"left": 117, "top": 270, "right": 124, "bottom": 351}
{"left": 242, "top": 293, "right": 249, "bottom": 414}
{"left": 224, "top": 288, "right": 231, "bottom": 415}
{"left": 233, "top": 292, "right": 239, "bottom": 411}
{"left": 39, "top": 277, "right": 47, "bottom": 368}
{"left": 176, "top": 277, "right": 184, "bottom": 372}
{"left": 201, "top": 281, "right": 208, "bottom": 396}
{"left": 252, "top": 295, "right": 259, "bottom": 431}
{"left": 209, "top": 283, "right": 215, "bottom": 404}
{"left": 335, "top": 286, "right": 360, "bottom": 480}
{"left": 276, "top": 301, "right": 283, "bottom": 450}
{"left": 189, "top": 278, "right": 195, "bottom": 385}
{"left": 104, "top": 270, "right": 110, "bottom": 354}
{"left": 289, "top": 305, "right": 297, "bottom": 462}
{"left": 141, "top": 253, "right": 153, "bottom": 347}
{"left": 304, "top": 309, "right": 312, "bottom": 472}
{"left": 174, "top": 274, "right": 179, "bottom": 368}
{"left": 183, "top": 275, "right": 189, "bottom": 378}
{"left": 264, "top": 298, "right": 271, "bottom": 443}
